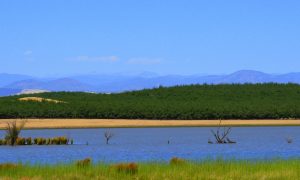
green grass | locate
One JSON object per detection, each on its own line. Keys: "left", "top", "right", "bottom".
{"left": 2, "top": 83, "right": 300, "bottom": 120}
{"left": 1, "top": 159, "right": 300, "bottom": 179}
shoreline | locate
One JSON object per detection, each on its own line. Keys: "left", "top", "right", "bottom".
{"left": 1, "top": 119, "right": 300, "bottom": 129}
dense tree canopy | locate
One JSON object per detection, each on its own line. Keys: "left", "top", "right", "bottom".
{"left": 0, "top": 83, "right": 300, "bottom": 120}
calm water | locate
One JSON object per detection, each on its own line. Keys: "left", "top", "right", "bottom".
{"left": 0, "top": 127, "right": 300, "bottom": 164}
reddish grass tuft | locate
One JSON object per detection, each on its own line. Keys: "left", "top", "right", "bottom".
{"left": 0, "top": 163, "right": 20, "bottom": 170}
{"left": 76, "top": 158, "right": 92, "bottom": 167}
{"left": 170, "top": 157, "right": 186, "bottom": 165}
{"left": 112, "top": 163, "right": 138, "bottom": 174}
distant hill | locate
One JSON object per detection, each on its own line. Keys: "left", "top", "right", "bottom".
{"left": 2, "top": 70, "right": 300, "bottom": 96}
{"left": 0, "top": 73, "right": 32, "bottom": 87}
{"left": 1, "top": 84, "right": 300, "bottom": 119}
{"left": 0, "top": 88, "right": 22, "bottom": 96}
{"left": 17, "top": 89, "right": 50, "bottom": 95}
{"left": 215, "top": 70, "right": 272, "bottom": 83}
{"left": 5, "top": 78, "right": 96, "bottom": 92}
{"left": 69, "top": 70, "right": 300, "bottom": 92}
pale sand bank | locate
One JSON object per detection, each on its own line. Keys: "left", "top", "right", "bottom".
{"left": 0, "top": 119, "right": 300, "bottom": 129}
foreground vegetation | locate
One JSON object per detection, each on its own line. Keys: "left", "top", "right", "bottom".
{"left": 1, "top": 159, "right": 300, "bottom": 179}
{"left": 1, "top": 83, "right": 300, "bottom": 119}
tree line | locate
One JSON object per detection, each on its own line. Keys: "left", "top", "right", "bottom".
{"left": 0, "top": 83, "right": 300, "bottom": 119}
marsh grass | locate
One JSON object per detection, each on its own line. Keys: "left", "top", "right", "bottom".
{"left": 0, "top": 136, "right": 71, "bottom": 146}
{"left": 5, "top": 120, "right": 26, "bottom": 146}
{"left": 1, "top": 159, "right": 300, "bottom": 179}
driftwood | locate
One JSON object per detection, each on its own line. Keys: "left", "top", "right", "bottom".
{"left": 210, "top": 120, "right": 236, "bottom": 144}
{"left": 286, "top": 137, "right": 293, "bottom": 144}
{"left": 104, "top": 131, "right": 114, "bottom": 145}
{"left": 226, "top": 137, "right": 236, "bottom": 144}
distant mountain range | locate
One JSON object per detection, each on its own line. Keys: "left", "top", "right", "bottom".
{"left": 1, "top": 70, "right": 300, "bottom": 96}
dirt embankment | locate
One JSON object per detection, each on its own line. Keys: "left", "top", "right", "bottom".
{"left": 0, "top": 119, "right": 300, "bottom": 129}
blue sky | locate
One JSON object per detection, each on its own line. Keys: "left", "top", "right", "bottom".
{"left": 0, "top": 0, "right": 300, "bottom": 76}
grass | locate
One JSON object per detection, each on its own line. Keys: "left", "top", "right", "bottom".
{"left": 4, "top": 120, "right": 26, "bottom": 146}
{"left": 1, "top": 159, "right": 300, "bottom": 179}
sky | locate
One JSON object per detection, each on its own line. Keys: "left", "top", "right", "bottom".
{"left": 0, "top": 0, "right": 300, "bottom": 77}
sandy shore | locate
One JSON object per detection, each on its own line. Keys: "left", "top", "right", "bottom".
{"left": 0, "top": 119, "right": 300, "bottom": 129}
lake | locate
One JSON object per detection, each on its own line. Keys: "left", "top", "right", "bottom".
{"left": 0, "top": 127, "right": 300, "bottom": 164}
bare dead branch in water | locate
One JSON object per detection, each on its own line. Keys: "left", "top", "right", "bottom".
{"left": 210, "top": 120, "right": 235, "bottom": 144}
{"left": 286, "top": 137, "right": 293, "bottom": 144}
{"left": 104, "top": 131, "right": 114, "bottom": 145}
